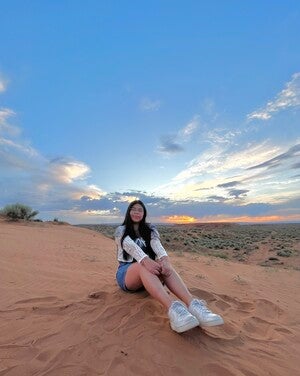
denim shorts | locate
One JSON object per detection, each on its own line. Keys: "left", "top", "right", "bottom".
{"left": 116, "top": 262, "right": 133, "bottom": 291}
{"left": 116, "top": 262, "right": 145, "bottom": 292}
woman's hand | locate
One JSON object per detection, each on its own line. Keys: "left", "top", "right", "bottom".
{"left": 140, "top": 257, "right": 162, "bottom": 275}
{"left": 158, "top": 256, "right": 173, "bottom": 277}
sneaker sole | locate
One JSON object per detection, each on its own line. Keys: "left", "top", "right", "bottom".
{"left": 170, "top": 317, "right": 199, "bottom": 333}
{"left": 198, "top": 317, "right": 224, "bottom": 327}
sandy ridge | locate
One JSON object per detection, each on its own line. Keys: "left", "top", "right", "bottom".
{"left": 0, "top": 221, "right": 299, "bottom": 375}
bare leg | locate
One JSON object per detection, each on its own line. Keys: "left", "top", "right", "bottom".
{"left": 162, "top": 266, "right": 194, "bottom": 307}
{"left": 125, "top": 263, "right": 173, "bottom": 309}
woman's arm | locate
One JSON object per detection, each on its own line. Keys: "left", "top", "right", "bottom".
{"left": 149, "top": 225, "right": 168, "bottom": 259}
{"left": 122, "top": 235, "right": 148, "bottom": 263}
{"left": 149, "top": 225, "right": 173, "bottom": 276}
{"left": 115, "top": 226, "right": 148, "bottom": 263}
{"left": 121, "top": 236, "right": 162, "bottom": 274}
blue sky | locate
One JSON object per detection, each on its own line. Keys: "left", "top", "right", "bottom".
{"left": 1, "top": 1, "right": 300, "bottom": 224}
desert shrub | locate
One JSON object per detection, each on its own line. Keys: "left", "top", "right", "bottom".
{"left": 0, "top": 203, "right": 39, "bottom": 221}
{"left": 214, "top": 253, "right": 228, "bottom": 259}
{"left": 52, "top": 218, "right": 65, "bottom": 225}
{"left": 277, "top": 250, "right": 293, "bottom": 257}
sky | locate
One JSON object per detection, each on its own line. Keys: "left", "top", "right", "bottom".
{"left": 0, "top": 1, "right": 300, "bottom": 224}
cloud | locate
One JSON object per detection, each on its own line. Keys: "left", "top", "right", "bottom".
{"left": 0, "top": 111, "right": 106, "bottom": 214}
{"left": 0, "top": 137, "right": 39, "bottom": 159}
{"left": 0, "top": 74, "right": 8, "bottom": 93}
{"left": 0, "top": 108, "right": 20, "bottom": 136}
{"left": 195, "top": 187, "right": 211, "bottom": 191}
{"left": 85, "top": 208, "right": 121, "bottom": 217}
{"left": 179, "top": 115, "right": 199, "bottom": 140}
{"left": 169, "top": 141, "right": 281, "bottom": 185}
{"left": 247, "top": 72, "right": 300, "bottom": 120}
{"left": 163, "top": 215, "right": 197, "bottom": 223}
{"left": 207, "top": 195, "right": 226, "bottom": 202}
{"left": 228, "top": 189, "right": 249, "bottom": 199}
{"left": 70, "top": 191, "right": 274, "bottom": 220}
{"left": 0, "top": 110, "right": 40, "bottom": 172}
{"left": 217, "top": 181, "right": 240, "bottom": 188}
{"left": 48, "top": 158, "right": 91, "bottom": 183}
{"left": 206, "top": 129, "right": 240, "bottom": 145}
{"left": 202, "top": 98, "right": 216, "bottom": 115}
{"left": 157, "top": 115, "right": 199, "bottom": 156}
{"left": 247, "top": 144, "right": 300, "bottom": 170}
{"left": 140, "top": 97, "right": 161, "bottom": 111}
{"left": 196, "top": 214, "right": 300, "bottom": 223}
{"left": 157, "top": 135, "right": 185, "bottom": 155}
{"left": 153, "top": 140, "right": 300, "bottom": 211}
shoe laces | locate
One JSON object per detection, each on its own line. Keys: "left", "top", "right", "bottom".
{"left": 172, "top": 302, "right": 189, "bottom": 318}
{"left": 192, "top": 299, "right": 212, "bottom": 314}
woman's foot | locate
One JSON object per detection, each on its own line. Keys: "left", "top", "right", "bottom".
{"left": 188, "top": 299, "right": 224, "bottom": 327}
{"left": 168, "top": 301, "right": 199, "bottom": 333}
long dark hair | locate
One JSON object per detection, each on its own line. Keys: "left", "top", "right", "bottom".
{"left": 121, "top": 200, "right": 156, "bottom": 260}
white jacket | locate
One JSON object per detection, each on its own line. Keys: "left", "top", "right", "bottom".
{"left": 115, "top": 224, "right": 168, "bottom": 263}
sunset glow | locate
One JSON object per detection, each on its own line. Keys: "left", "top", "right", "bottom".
{"left": 164, "top": 215, "right": 197, "bottom": 224}
{"left": 0, "top": 3, "right": 299, "bottom": 224}
{"left": 161, "top": 214, "right": 300, "bottom": 224}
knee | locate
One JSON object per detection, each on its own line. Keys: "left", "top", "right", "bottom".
{"left": 135, "top": 262, "right": 145, "bottom": 274}
{"left": 137, "top": 262, "right": 152, "bottom": 277}
{"left": 161, "top": 265, "right": 175, "bottom": 278}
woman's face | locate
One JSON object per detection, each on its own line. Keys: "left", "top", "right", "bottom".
{"left": 130, "top": 203, "right": 144, "bottom": 223}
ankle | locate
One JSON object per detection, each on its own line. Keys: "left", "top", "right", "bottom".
{"left": 186, "top": 297, "right": 194, "bottom": 307}
{"left": 168, "top": 299, "right": 180, "bottom": 310}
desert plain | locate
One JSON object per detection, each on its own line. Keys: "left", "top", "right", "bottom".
{"left": 1, "top": 219, "right": 299, "bottom": 376}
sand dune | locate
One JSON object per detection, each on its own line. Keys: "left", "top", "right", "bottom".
{"left": 0, "top": 221, "right": 299, "bottom": 376}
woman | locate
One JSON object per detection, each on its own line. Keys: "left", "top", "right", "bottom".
{"left": 115, "top": 200, "right": 224, "bottom": 333}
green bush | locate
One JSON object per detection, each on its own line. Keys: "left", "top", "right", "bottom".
{"left": 0, "top": 203, "right": 39, "bottom": 221}
{"left": 277, "top": 250, "right": 293, "bottom": 257}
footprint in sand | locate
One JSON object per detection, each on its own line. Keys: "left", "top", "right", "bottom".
{"left": 189, "top": 288, "right": 219, "bottom": 303}
{"left": 215, "top": 300, "right": 231, "bottom": 311}
{"left": 88, "top": 291, "right": 109, "bottom": 300}
{"left": 201, "top": 321, "right": 242, "bottom": 342}
{"left": 254, "top": 298, "right": 284, "bottom": 320}
{"left": 218, "top": 294, "right": 254, "bottom": 312}
{"left": 242, "top": 316, "right": 280, "bottom": 341}
{"left": 14, "top": 296, "right": 60, "bottom": 305}
{"left": 237, "top": 299, "right": 289, "bottom": 342}
{"left": 201, "top": 363, "right": 237, "bottom": 376}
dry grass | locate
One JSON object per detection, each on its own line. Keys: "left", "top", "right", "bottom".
{"left": 77, "top": 223, "right": 300, "bottom": 270}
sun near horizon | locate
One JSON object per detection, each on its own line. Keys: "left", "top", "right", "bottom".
{"left": 162, "top": 214, "right": 300, "bottom": 225}
{"left": 164, "top": 215, "right": 198, "bottom": 224}
{"left": 0, "top": 2, "right": 299, "bottom": 227}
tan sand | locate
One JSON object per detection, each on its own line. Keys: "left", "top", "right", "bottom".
{"left": 0, "top": 221, "right": 299, "bottom": 376}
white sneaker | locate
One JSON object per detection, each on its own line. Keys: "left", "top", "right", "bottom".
{"left": 188, "top": 299, "right": 224, "bottom": 327}
{"left": 168, "top": 301, "right": 199, "bottom": 333}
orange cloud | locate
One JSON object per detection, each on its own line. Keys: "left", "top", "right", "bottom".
{"left": 199, "top": 214, "right": 300, "bottom": 223}
{"left": 163, "top": 215, "right": 197, "bottom": 224}
{"left": 161, "top": 214, "right": 300, "bottom": 224}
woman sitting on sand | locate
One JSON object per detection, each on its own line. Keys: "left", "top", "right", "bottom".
{"left": 115, "top": 200, "right": 224, "bottom": 333}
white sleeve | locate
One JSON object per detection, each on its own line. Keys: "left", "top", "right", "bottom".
{"left": 122, "top": 236, "right": 148, "bottom": 263}
{"left": 150, "top": 225, "right": 168, "bottom": 259}
{"left": 114, "top": 226, "right": 148, "bottom": 263}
